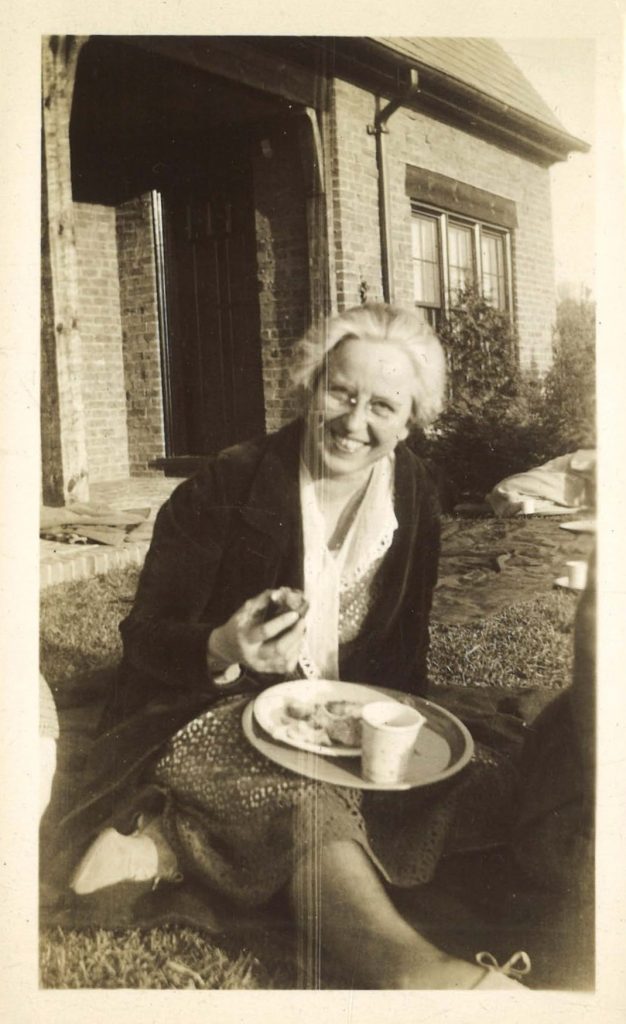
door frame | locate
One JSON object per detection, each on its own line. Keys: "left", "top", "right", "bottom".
{"left": 151, "top": 171, "right": 266, "bottom": 460}
{"left": 150, "top": 189, "right": 177, "bottom": 457}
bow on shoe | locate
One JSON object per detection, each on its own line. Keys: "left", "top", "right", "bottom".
{"left": 476, "top": 950, "right": 532, "bottom": 981}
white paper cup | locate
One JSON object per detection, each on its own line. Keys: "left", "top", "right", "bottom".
{"left": 521, "top": 498, "right": 535, "bottom": 515}
{"left": 360, "top": 701, "right": 426, "bottom": 784}
{"left": 566, "top": 560, "right": 588, "bottom": 590}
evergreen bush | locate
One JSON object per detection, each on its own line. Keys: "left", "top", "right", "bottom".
{"left": 542, "top": 292, "right": 596, "bottom": 453}
{"left": 410, "top": 287, "right": 596, "bottom": 505}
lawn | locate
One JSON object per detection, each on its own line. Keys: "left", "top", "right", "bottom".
{"left": 40, "top": 924, "right": 298, "bottom": 989}
{"left": 40, "top": 559, "right": 579, "bottom": 988}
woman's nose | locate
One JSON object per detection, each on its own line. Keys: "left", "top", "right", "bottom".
{"left": 343, "top": 401, "right": 368, "bottom": 432}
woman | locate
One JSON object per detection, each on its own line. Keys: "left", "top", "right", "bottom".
{"left": 60, "top": 304, "right": 527, "bottom": 990}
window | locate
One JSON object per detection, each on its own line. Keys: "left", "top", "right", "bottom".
{"left": 481, "top": 229, "right": 507, "bottom": 310}
{"left": 411, "top": 204, "right": 512, "bottom": 327}
{"left": 411, "top": 214, "right": 441, "bottom": 309}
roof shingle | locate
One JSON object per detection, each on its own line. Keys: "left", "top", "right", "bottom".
{"left": 373, "top": 37, "right": 570, "bottom": 136}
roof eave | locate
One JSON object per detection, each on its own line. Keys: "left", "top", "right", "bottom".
{"left": 362, "top": 38, "right": 590, "bottom": 165}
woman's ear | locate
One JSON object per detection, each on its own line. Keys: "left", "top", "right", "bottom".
{"left": 397, "top": 423, "right": 410, "bottom": 443}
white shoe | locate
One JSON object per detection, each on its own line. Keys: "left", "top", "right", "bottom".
{"left": 71, "top": 827, "right": 160, "bottom": 894}
{"left": 472, "top": 951, "right": 532, "bottom": 990}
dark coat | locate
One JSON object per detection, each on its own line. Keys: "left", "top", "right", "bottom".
{"left": 64, "top": 419, "right": 441, "bottom": 833}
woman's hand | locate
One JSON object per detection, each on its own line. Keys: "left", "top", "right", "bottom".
{"left": 208, "top": 590, "right": 307, "bottom": 676}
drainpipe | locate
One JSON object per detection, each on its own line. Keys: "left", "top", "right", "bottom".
{"left": 367, "top": 69, "right": 420, "bottom": 303}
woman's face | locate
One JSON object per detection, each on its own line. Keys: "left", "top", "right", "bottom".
{"left": 304, "top": 337, "right": 416, "bottom": 481}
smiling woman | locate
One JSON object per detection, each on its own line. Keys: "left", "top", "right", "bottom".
{"left": 293, "top": 304, "right": 447, "bottom": 430}
{"left": 295, "top": 307, "right": 447, "bottom": 563}
{"left": 306, "top": 338, "right": 416, "bottom": 480}
{"left": 51, "top": 304, "right": 530, "bottom": 990}
{"left": 293, "top": 306, "right": 447, "bottom": 679}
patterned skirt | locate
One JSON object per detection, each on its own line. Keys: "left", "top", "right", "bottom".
{"left": 151, "top": 693, "right": 519, "bottom": 908}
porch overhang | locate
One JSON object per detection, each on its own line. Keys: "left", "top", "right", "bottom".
{"left": 124, "top": 35, "right": 323, "bottom": 110}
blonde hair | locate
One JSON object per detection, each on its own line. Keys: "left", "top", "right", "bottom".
{"left": 290, "top": 304, "right": 447, "bottom": 428}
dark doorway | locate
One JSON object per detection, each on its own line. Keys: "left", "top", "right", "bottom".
{"left": 70, "top": 37, "right": 296, "bottom": 463}
{"left": 156, "top": 138, "right": 266, "bottom": 457}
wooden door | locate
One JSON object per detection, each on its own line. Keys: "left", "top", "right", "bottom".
{"left": 159, "top": 149, "right": 265, "bottom": 456}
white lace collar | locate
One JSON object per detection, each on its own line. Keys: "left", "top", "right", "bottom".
{"left": 298, "top": 453, "right": 397, "bottom": 679}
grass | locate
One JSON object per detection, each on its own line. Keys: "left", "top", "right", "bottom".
{"left": 429, "top": 592, "right": 576, "bottom": 691}
{"left": 40, "top": 558, "right": 579, "bottom": 988}
{"left": 40, "top": 567, "right": 137, "bottom": 689}
{"left": 40, "top": 925, "right": 296, "bottom": 989}
{"left": 40, "top": 567, "right": 577, "bottom": 695}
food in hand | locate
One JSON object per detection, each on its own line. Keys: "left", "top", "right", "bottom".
{"left": 281, "top": 698, "right": 363, "bottom": 748}
{"left": 262, "top": 587, "right": 309, "bottom": 623}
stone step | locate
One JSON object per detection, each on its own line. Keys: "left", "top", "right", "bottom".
{"left": 40, "top": 539, "right": 149, "bottom": 589}
{"left": 40, "top": 476, "right": 184, "bottom": 590}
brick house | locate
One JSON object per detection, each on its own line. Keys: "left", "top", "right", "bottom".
{"left": 41, "top": 35, "right": 587, "bottom": 505}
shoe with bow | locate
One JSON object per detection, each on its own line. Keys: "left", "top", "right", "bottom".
{"left": 472, "top": 951, "right": 532, "bottom": 990}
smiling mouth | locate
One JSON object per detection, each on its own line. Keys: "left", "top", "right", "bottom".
{"left": 330, "top": 433, "right": 369, "bottom": 454}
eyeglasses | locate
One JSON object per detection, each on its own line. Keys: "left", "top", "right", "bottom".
{"left": 323, "top": 385, "right": 399, "bottom": 422}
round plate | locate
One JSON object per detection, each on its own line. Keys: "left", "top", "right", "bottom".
{"left": 243, "top": 687, "right": 474, "bottom": 791}
{"left": 253, "top": 679, "right": 397, "bottom": 756}
{"left": 554, "top": 575, "right": 585, "bottom": 591}
{"left": 515, "top": 505, "right": 582, "bottom": 516}
{"left": 559, "top": 519, "right": 596, "bottom": 533}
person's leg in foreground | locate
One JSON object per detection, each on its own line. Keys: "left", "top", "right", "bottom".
{"left": 290, "top": 838, "right": 501, "bottom": 989}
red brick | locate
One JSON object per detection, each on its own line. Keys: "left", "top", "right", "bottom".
{"left": 117, "top": 195, "right": 166, "bottom": 474}
{"left": 74, "top": 203, "right": 130, "bottom": 481}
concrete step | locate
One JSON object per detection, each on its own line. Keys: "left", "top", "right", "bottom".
{"left": 40, "top": 538, "right": 150, "bottom": 589}
{"left": 40, "top": 476, "right": 183, "bottom": 590}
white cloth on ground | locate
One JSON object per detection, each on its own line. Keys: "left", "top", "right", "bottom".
{"left": 486, "top": 450, "right": 595, "bottom": 517}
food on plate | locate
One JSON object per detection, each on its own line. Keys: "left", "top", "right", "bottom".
{"left": 280, "top": 697, "right": 364, "bottom": 748}
{"left": 326, "top": 700, "right": 362, "bottom": 718}
{"left": 283, "top": 697, "right": 314, "bottom": 720}
{"left": 283, "top": 717, "right": 332, "bottom": 746}
{"left": 325, "top": 714, "right": 361, "bottom": 747}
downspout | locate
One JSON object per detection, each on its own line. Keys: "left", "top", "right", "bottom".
{"left": 367, "top": 69, "right": 420, "bottom": 303}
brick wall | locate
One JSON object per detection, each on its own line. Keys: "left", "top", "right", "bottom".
{"left": 329, "top": 80, "right": 383, "bottom": 309}
{"left": 116, "top": 195, "right": 166, "bottom": 474}
{"left": 41, "top": 148, "right": 64, "bottom": 504}
{"left": 74, "top": 202, "right": 130, "bottom": 481}
{"left": 42, "top": 37, "right": 91, "bottom": 503}
{"left": 252, "top": 131, "right": 310, "bottom": 432}
{"left": 329, "top": 80, "right": 556, "bottom": 372}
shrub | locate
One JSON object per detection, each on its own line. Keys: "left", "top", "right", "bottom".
{"left": 541, "top": 293, "right": 596, "bottom": 453}
{"left": 436, "top": 285, "right": 521, "bottom": 408}
{"left": 410, "top": 288, "right": 544, "bottom": 502}
{"left": 410, "top": 287, "right": 596, "bottom": 505}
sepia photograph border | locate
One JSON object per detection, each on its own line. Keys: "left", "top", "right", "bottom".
{"left": 1, "top": 0, "right": 625, "bottom": 1021}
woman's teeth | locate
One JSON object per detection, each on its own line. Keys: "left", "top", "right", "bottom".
{"left": 333, "top": 435, "right": 366, "bottom": 454}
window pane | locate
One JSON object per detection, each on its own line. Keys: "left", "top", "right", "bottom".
{"left": 417, "top": 215, "right": 438, "bottom": 261}
{"left": 413, "top": 261, "right": 440, "bottom": 306}
{"left": 412, "top": 215, "right": 441, "bottom": 307}
{"left": 481, "top": 231, "right": 506, "bottom": 309}
{"left": 447, "top": 222, "right": 474, "bottom": 297}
